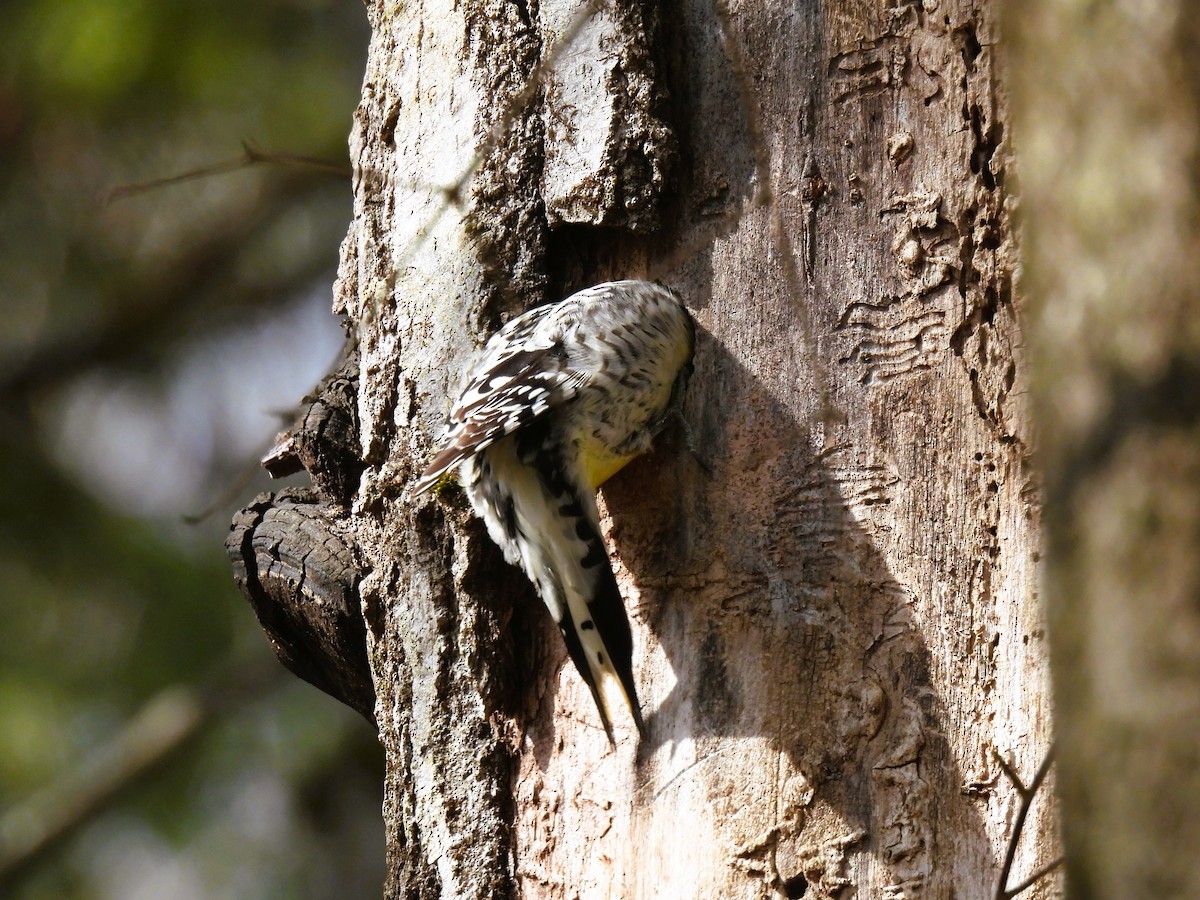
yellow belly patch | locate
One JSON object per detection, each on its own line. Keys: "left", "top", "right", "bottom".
{"left": 577, "top": 435, "right": 635, "bottom": 491}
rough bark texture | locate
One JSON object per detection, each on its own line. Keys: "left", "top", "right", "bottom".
{"left": 537, "top": 0, "right": 674, "bottom": 230}
{"left": 1011, "top": 2, "right": 1200, "bottom": 896}
{"left": 228, "top": 488, "right": 374, "bottom": 722}
{"left": 247, "top": 0, "right": 1058, "bottom": 897}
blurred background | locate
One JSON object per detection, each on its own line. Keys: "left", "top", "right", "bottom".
{"left": 0, "top": 1, "right": 385, "bottom": 897}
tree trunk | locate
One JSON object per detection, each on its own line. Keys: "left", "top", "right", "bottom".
{"left": 321, "top": 0, "right": 1056, "bottom": 896}
{"left": 1011, "top": 2, "right": 1200, "bottom": 896}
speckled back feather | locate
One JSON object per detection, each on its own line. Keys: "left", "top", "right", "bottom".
{"left": 412, "top": 280, "right": 695, "bottom": 739}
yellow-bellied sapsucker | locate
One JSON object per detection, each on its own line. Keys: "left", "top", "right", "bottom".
{"left": 412, "top": 281, "right": 695, "bottom": 741}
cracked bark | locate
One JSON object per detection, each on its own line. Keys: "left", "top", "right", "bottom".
{"left": 232, "top": 0, "right": 1058, "bottom": 896}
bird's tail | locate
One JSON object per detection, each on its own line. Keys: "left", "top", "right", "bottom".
{"left": 552, "top": 535, "right": 646, "bottom": 742}
{"left": 465, "top": 441, "right": 645, "bottom": 741}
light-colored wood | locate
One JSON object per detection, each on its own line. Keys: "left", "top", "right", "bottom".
{"left": 338, "top": 1, "right": 1057, "bottom": 896}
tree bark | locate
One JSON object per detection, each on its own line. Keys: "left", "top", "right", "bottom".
{"left": 1011, "top": 2, "right": 1200, "bottom": 896}
{"left": 280, "top": 0, "right": 1056, "bottom": 896}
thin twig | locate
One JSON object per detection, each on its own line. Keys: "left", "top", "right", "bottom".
{"left": 103, "top": 141, "right": 350, "bottom": 204}
{"left": 181, "top": 457, "right": 267, "bottom": 524}
{"left": 994, "top": 746, "right": 1058, "bottom": 899}
{"left": 994, "top": 751, "right": 1027, "bottom": 794}
{"left": 1, "top": 180, "right": 334, "bottom": 401}
{"left": 1004, "top": 856, "right": 1065, "bottom": 898}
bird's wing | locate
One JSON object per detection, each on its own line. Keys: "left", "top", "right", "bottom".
{"left": 411, "top": 306, "right": 589, "bottom": 494}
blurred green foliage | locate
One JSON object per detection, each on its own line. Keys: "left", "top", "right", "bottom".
{"left": 0, "top": 0, "right": 384, "bottom": 896}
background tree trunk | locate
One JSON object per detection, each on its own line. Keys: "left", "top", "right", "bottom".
{"left": 1011, "top": 2, "right": 1200, "bottom": 896}
{"left": 334, "top": 0, "right": 1057, "bottom": 896}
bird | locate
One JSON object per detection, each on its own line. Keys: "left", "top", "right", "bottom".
{"left": 412, "top": 280, "right": 695, "bottom": 740}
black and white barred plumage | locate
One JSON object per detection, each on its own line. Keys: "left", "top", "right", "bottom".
{"left": 413, "top": 281, "right": 695, "bottom": 740}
